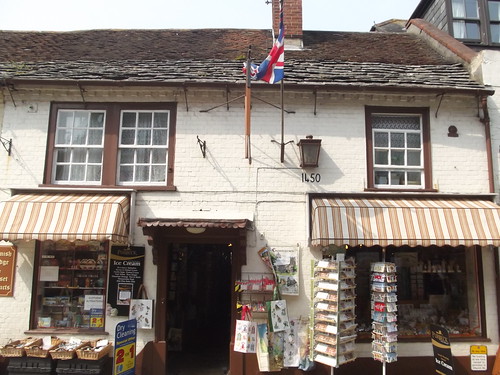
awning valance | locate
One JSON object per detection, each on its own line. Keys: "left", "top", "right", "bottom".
{"left": 311, "top": 197, "right": 500, "bottom": 247}
{"left": 0, "top": 193, "right": 130, "bottom": 243}
{"left": 138, "top": 218, "right": 250, "bottom": 230}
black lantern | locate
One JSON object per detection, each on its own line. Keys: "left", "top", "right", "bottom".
{"left": 297, "top": 135, "right": 321, "bottom": 168}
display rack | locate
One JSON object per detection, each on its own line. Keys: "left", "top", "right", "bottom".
{"left": 236, "top": 272, "right": 275, "bottom": 314}
{"left": 312, "top": 258, "right": 357, "bottom": 369}
{"left": 371, "top": 262, "right": 398, "bottom": 372}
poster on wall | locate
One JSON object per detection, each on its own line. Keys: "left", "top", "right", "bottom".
{"left": 108, "top": 246, "right": 145, "bottom": 316}
{"left": 272, "top": 247, "right": 299, "bottom": 296}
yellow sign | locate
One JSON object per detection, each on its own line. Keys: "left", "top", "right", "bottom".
{"left": 470, "top": 345, "right": 487, "bottom": 355}
{"left": 114, "top": 342, "right": 136, "bottom": 374}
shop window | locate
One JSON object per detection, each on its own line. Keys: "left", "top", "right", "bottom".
{"left": 365, "top": 107, "right": 431, "bottom": 190}
{"left": 45, "top": 102, "right": 177, "bottom": 190}
{"left": 351, "top": 245, "right": 484, "bottom": 339}
{"left": 31, "top": 240, "right": 108, "bottom": 331}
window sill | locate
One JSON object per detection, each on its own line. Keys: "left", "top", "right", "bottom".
{"left": 364, "top": 188, "right": 438, "bottom": 193}
{"left": 38, "top": 184, "right": 177, "bottom": 192}
{"left": 25, "top": 329, "right": 109, "bottom": 336}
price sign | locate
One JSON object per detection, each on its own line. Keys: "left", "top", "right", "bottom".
{"left": 470, "top": 345, "right": 487, "bottom": 371}
{"left": 114, "top": 319, "right": 137, "bottom": 375}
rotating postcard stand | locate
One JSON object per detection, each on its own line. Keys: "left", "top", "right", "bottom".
{"left": 371, "top": 261, "right": 398, "bottom": 375}
{"left": 311, "top": 255, "right": 357, "bottom": 374}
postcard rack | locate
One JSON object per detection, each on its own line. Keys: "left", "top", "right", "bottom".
{"left": 371, "top": 262, "right": 398, "bottom": 368}
{"left": 312, "top": 258, "right": 357, "bottom": 369}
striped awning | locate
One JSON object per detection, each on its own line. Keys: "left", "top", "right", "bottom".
{"left": 311, "top": 197, "right": 500, "bottom": 247}
{"left": 0, "top": 193, "right": 130, "bottom": 243}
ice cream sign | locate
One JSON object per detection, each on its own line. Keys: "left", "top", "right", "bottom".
{"left": 0, "top": 246, "right": 16, "bottom": 297}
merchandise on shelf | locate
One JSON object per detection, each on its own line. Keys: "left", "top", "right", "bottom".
{"left": 371, "top": 262, "right": 398, "bottom": 363}
{"left": 312, "top": 258, "right": 357, "bottom": 368}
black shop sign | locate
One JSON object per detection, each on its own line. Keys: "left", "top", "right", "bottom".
{"left": 108, "top": 246, "right": 145, "bottom": 316}
{"left": 431, "top": 324, "right": 455, "bottom": 375}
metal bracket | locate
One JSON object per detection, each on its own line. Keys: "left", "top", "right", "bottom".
{"left": 0, "top": 137, "right": 12, "bottom": 156}
{"left": 197, "top": 136, "right": 206, "bottom": 158}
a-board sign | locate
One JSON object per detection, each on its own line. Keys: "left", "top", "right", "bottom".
{"left": 108, "top": 246, "right": 145, "bottom": 316}
{"left": 0, "top": 246, "right": 16, "bottom": 297}
{"left": 114, "top": 319, "right": 137, "bottom": 375}
{"left": 470, "top": 345, "right": 487, "bottom": 371}
{"left": 431, "top": 324, "right": 455, "bottom": 375}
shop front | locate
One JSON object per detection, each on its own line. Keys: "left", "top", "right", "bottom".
{"left": 309, "top": 193, "right": 500, "bottom": 374}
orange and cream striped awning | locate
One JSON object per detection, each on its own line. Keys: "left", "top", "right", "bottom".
{"left": 0, "top": 193, "right": 130, "bottom": 243}
{"left": 311, "top": 197, "right": 500, "bottom": 247}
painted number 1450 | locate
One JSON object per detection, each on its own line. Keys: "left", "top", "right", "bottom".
{"left": 301, "top": 173, "right": 321, "bottom": 183}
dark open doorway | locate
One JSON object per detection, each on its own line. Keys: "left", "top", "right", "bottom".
{"left": 167, "top": 243, "right": 232, "bottom": 375}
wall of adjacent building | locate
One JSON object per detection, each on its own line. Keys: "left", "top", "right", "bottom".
{"left": 0, "top": 85, "right": 497, "bottom": 357}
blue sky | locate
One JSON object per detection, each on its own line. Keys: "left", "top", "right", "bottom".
{"left": 0, "top": 0, "right": 420, "bottom": 32}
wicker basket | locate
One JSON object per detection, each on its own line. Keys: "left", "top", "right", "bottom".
{"left": 25, "top": 338, "right": 62, "bottom": 358}
{"left": 0, "top": 338, "right": 41, "bottom": 357}
{"left": 76, "top": 342, "right": 113, "bottom": 360}
{"left": 49, "top": 341, "right": 88, "bottom": 360}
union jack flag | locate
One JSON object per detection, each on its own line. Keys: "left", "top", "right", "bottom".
{"left": 244, "top": 0, "right": 284, "bottom": 84}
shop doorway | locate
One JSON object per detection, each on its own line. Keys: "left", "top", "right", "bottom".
{"left": 166, "top": 243, "right": 232, "bottom": 375}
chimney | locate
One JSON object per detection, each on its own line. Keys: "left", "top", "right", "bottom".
{"left": 273, "top": 0, "right": 303, "bottom": 49}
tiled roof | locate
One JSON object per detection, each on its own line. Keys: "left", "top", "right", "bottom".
{"left": 0, "top": 28, "right": 492, "bottom": 93}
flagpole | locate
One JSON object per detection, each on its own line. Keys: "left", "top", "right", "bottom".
{"left": 280, "top": 79, "right": 285, "bottom": 163}
{"left": 245, "top": 46, "right": 252, "bottom": 164}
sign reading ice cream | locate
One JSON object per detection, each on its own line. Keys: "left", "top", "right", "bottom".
{"left": 0, "top": 245, "right": 16, "bottom": 297}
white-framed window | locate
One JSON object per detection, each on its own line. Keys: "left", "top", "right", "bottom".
{"left": 118, "top": 110, "right": 170, "bottom": 185}
{"left": 451, "top": 0, "right": 481, "bottom": 40}
{"left": 53, "top": 110, "right": 105, "bottom": 184}
{"left": 366, "top": 107, "right": 431, "bottom": 190}
{"left": 372, "top": 114, "right": 423, "bottom": 188}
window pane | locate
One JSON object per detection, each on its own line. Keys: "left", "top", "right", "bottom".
{"left": 74, "top": 112, "right": 89, "bottom": 128}
{"left": 390, "top": 171, "right": 405, "bottom": 185}
{"left": 86, "top": 165, "right": 102, "bottom": 182}
{"left": 136, "top": 149, "right": 150, "bottom": 163}
{"left": 152, "top": 129, "right": 168, "bottom": 146}
{"left": 466, "top": 22, "right": 481, "bottom": 39}
{"left": 90, "top": 112, "right": 105, "bottom": 128}
{"left": 72, "top": 129, "right": 87, "bottom": 145}
{"left": 56, "top": 129, "right": 70, "bottom": 145}
{"left": 407, "top": 150, "right": 421, "bottom": 166}
{"left": 374, "top": 171, "right": 389, "bottom": 185}
{"left": 56, "top": 149, "right": 71, "bottom": 162}
{"left": 151, "top": 165, "right": 166, "bottom": 182}
{"left": 406, "top": 133, "right": 421, "bottom": 148}
{"left": 70, "top": 165, "right": 85, "bottom": 181}
{"left": 120, "top": 149, "right": 135, "bottom": 164}
{"left": 55, "top": 165, "right": 69, "bottom": 181}
{"left": 57, "top": 111, "right": 74, "bottom": 128}
{"left": 135, "top": 166, "right": 149, "bottom": 182}
{"left": 407, "top": 171, "right": 421, "bottom": 185}
{"left": 372, "top": 115, "right": 420, "bottom": 130}
{"left": 152, "top": 149, "right": 167, "bottom": 163}
{"left": 375, "top": 150, "right": 388, "bottom": 165}
{"left": 453, "top": 20, "right": 467, "bottom": 38}
{"left": 374, "top": 132, "right": 388, "bottom": 147}
{"left": 88, "top": 129, "right": 103, "bottom": 145}
{"left": 452, "top": 0, "right": 466, "bottom": 17}
{"left": 391, "top": 150, "right": 405, "bottom": 165}
{"left": 137, "top": 129, "right": 152, "bottom": 145}
{"left": 390, "top": 133, "right": 404, "bottom": 148}
{"left": 138, "top": 113, "right": 153, "bottom": 128}
{"left": 122, "top": 112, "right": 136, "bottom": 128}
{"left": 121, "top": 129, "right": 135, "bottom": 145}
{"left": 154, "top": 112, "right": 169, "bottom": 128}
{"left": 119, "top": 166, "right": 134, "bottom": 182}
{"left": 465, "top": 0, "right": 479, "bottom": 17}
{"left": 489, "top": 1, "right": 500, "bottom": 21}
{"left": 88, "top": 149, "right": 103, "bottom": 163}
{"left": 72, "top": 149, "right": 86, "bottom": 163}
{"left": 491, "top": 24, "right": 500, "bottom": 43}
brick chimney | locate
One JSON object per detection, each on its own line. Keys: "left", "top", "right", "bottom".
{"left": 273, "top": 0, "right": 303, "bottom": 49}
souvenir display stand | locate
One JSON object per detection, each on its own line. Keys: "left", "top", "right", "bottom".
{"left": 371, "top": 262, "right": 398, "bottom": 375}
{"left": 311, "top": 257, "right": 357, "bottom": 373}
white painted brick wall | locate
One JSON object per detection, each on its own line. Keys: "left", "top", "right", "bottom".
{"left": 0, "top": 85, "right": 497, "bottom": 354}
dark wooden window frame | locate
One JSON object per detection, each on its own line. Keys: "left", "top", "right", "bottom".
{"left": 365, "top": 106, "right": 432, "bottom": 191}
{"left": 446, "top": 0, "right": 500, "bottom": 45}
{"left": 43, "top": 102, "right": 177, "bottom": 191}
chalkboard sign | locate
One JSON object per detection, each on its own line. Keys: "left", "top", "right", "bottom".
{"left": 108, "top": 246, "right": 145, "bottom": 316}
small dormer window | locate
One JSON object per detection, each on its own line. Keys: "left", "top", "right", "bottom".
{"left": 489, "top": 0, "right": 500, "bottom": 43}
{"left": 451, "top": 0, "right": 481, "bottom": 41}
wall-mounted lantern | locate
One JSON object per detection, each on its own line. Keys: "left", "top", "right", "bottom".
{"left": 297, "top": 135, "right": 321, "bottom": 168}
